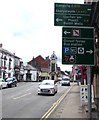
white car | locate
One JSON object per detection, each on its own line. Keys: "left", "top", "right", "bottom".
{"left": 0, "top": 78, "right": 8, "bottom": 89}
{"left": 61, "top": 76, "right": 70, "bottom": 86}
{"left": 38, "top": 80, "right": 57, "bottom": 95}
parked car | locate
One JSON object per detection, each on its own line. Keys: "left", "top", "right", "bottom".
{"left": 38, "top": 80, "right": 57, "bottom": 95}
{"left": 61, "top": 76, "right": 70, "bottom": 86}
{"left": 5, "top": 77, "right": 17, "bottom": 88}
{"left": 0, "top": 78, "right": 8, "bottom": 89}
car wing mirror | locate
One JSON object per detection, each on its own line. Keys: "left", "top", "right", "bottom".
{"left": 55, "top": 83, "right": 57, "bottom": 86}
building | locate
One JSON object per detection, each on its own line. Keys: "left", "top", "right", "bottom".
{"left": 28, "top": 55, "right": 50, "bottom": 81}
{"left": 23, "top": 64, "right": 37, "bottom": 82}
{"left": 82, "top": 0, "right": 99, "bottom": 114}
{"left": 89, "top": 1, "right": 99, "bottom": 112}
{"left": 19, "top": 60, "right": 24, "bottom": 81}
{"left": 14, "top": 54, "right": 21, "bottom": 81}
{"left": 0, "top": 44, "right": 14, "bottom": 79}
{"left": 0, "top": 43, "right": 24, "bottom": 81}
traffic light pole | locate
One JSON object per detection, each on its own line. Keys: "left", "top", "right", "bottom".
{"left": 87, "top": 66, "right": 92, "bottom": 119}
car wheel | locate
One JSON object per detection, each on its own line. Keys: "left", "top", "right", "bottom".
{"left": 6, "top": 84, "right": 8, "bottom": 88}
{"left": 9, "top": 84, "right": 12, "bottom": 88}
{"left": 9, "top": 85, "right": 11, "bottom": 88}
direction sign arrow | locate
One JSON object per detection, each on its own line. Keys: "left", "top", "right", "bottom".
{"left": 64, "top": 31, "right": 71, "bottom": 35}
{"left": 54, "top": 3, "right": 92, "bottom": 26}
{"left": 56, "top": 18, "right": 63, "bottom": 22}
{"left": 87, "top": 8, "right": 91, "bottom": 11}
{"left": 86, "top": 50, "right": 93, "bottom": 54}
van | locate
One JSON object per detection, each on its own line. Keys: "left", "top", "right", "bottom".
{"left": 61, "top": 76, "right": 70, "bottom": 86}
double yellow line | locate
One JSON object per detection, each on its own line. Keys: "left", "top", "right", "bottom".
{"left": 40, "top": 85, "right": 73, "bottom": 120}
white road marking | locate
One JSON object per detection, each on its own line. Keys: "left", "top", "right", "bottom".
{"left": 26, "top": 88, "right": 33, "bottom": 91}
{"left": 41, "top": 84, "right": 74, "bottom": 120}
{"left": 13, "top": 93, "right": 31, "bottom": 100}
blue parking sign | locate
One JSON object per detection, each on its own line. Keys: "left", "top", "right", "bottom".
{"left": 63, "top": 47, "right": 70, "bottom": 54}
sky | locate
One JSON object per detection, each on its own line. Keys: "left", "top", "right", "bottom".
{"left": 0, "top": 0, "right": 84, "bottom": 71}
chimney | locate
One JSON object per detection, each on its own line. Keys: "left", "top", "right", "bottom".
{"left": 0, "top": 43, "right": 2, "bottom": 48}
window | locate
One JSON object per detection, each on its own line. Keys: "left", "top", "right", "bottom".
{"left": 4, "top": 60, "right": 6, "bottom": 68}
{"left": 9, "top": 61, "right": 11, "bottom": 70}
{"left": 51, "top": 63, "right": 55, "bottom": 72}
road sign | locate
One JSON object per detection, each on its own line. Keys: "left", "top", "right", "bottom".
{"left": 54, "top": 3, "right": 92, "bottom": 26}
{"left": 62, "top": 27, "right": 95, "bottom": 65}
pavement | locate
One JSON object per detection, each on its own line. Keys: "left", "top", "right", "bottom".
{"left": 49, "top": 83, "right": 98, "bottom": 119}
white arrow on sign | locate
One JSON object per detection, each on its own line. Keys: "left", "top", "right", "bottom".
{"left": 87, "top": 8, "right": 91, "bottom": 11}
{"left": 64, "top": 31, "right": 71, "bottom": 35}
{"left": 86, "top": 50, "right": 93, "bottom": 54}
{"left": 56, "top": 18, "right": 63, "bottom": 22}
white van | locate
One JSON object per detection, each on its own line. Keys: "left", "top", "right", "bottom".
{"left": 61, "top": 76, "right": 70, "bottom": 86}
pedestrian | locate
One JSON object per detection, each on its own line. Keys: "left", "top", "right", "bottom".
{"left": 77, "top": 79, "right": 80, "bottom": 85}
{"left": 76, "top": 74, "right": 81, "bottom": 85}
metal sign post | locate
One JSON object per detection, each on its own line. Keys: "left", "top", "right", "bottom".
{"left": 87, "top": 66, "right": 92, "bottom": 119}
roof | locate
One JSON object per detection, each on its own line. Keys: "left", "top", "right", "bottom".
{"left": 24, "top": 64, "right": 37, "bottom": 71}
{"left": 28, "top": 55, "right": 50, "bottom": 69}
{"left": 35, "top": 55, "right": 49, "bottom": 68}
{"left": 0, "top": 47, "right": 21, "bottom": 59}
{"left": 0, "top": 47, "right": 14, "bottom": 56}
{"left": 50, "top": 51, "right": 57, "bottom": 60}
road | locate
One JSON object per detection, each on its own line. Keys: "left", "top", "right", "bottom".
{"left": 2, "top": 82, "right": 72, "bottom": 118}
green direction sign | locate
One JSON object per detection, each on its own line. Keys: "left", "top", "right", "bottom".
{"left": 54, "top": 3, "right": 92, "bottom": 26}
{"left": 62, "top": 27, "right": 95, "bottom": 65}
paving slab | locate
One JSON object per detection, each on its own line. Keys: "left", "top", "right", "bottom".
{"left": 49, "top": 84, "right": 88, "bottom": 119}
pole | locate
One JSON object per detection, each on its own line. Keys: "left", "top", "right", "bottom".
{"left": 87, "top": 66, "right": 92, "bottom": 119}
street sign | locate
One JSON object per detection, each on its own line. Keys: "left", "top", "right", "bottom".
{"left": 54, "top": 3, "right": 92, "bottom": 26}
{"left": 62, "top": 27, "right": 95, "bottom": 65}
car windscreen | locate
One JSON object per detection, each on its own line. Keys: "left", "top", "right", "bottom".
{"left": 6, "top": 78, "right": 12, "bottom": 81}
{"left": 41, "top": 81, "right": 54, "bottom": 85}
{"left": 62, "top": 78, "right": 70, "bottom": 81}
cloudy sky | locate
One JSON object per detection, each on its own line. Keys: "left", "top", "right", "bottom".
{"left": 0, "top": 0, "right": 84, "bottom": 71}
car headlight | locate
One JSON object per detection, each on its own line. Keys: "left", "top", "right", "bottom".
{"left": 38, "top": 87, "right": 41, "bottom": 90}
{"left": 50, "top": 88, "right": 54, "bottom": 91}
{"left": 8, "top": 81, "right": 12, "bottom": 84}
